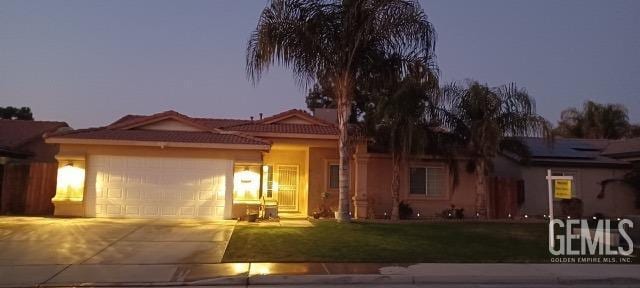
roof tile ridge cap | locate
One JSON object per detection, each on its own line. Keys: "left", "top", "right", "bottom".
{"left": 257, "top": 109, "right": 336, "bottom": 127}
{"left": 45, "top": 126, "right": 108, "bottom": 138}
{"left": 214, "top": 128, "right": 271, "bottom": 144}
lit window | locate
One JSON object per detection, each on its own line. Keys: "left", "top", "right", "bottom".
{"left": 409, "top": 167, "right": 444, "bottom": 197}
{"left": 262, "top": 165, "right": 274, "bottom": 198}
{"left": 53, "top": 161, "right": 85, "bottom": 201}
{"left": 328, "top": 164, "right": 339, "bottom": 189}
{"left": 233, "top": 165, "right": 261, "bottom": 202}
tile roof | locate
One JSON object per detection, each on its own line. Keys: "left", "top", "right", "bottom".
{"left": 229, "top": 123, "right": 338, "bottom": 135}
{"left": 51, "top": 129, "right": 269, "bottom": 146}
{"left": 47, "top": 109, "right": 337, "bottom": 147}
{"left": 0, "top": 119, "right": 68, "bottom": 150}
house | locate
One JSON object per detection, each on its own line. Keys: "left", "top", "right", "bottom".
{"left": 0, "top": 119, "right": 69, "bottom": 215}
{"left": 494, "top": 137, "right": 640, "bottom": 218}
{"left": 45, "top": 109, "right": 480, "bottom": 219}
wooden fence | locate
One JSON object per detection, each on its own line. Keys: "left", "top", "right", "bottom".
{"left": 0, "top": 162, "right": 57, "bottom": 215}
{"left": 489, "top": 176, "right": 524, "bottom": 219}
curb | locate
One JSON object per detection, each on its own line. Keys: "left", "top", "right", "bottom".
{"left": 13, "top": 274, "right": 640, "bottom": 287}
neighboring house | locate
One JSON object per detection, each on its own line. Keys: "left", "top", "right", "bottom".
{"left": 46, "top": 109, "right": 480, "bottom": 219}
{"left": 494, "top": 137, "right": 640, "bottom": 218}
{"left": 0, "top": 119, "right": 69, "bottom": 215}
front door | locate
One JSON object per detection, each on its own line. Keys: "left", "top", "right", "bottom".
{"left": 276, "top": 165, "right": 298, "bottom": 211}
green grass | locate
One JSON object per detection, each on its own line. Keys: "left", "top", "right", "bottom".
{"left": 222, "top": 221, "right": 551, "bottom": 263}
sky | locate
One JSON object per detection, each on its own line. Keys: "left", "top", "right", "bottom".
{"left": 1, "top": 0, "right": 639, "bottom": 128}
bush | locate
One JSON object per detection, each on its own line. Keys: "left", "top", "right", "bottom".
{"left": 398, "top": 201, "right": 413, "bottom": 219}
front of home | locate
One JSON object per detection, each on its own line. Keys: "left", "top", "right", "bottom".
{"left": 46, "top": 109, "right": 480, "bottom": 220}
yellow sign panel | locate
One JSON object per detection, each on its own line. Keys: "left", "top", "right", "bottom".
{"left": 554, "top": 180, "right": 572, "bottom": 199}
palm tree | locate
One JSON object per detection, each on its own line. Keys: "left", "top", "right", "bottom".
{"left": 246, "top": 0, "right": 436, "bottom": 221}
{"left": 371, "top": 60, "right": 439, "bottom": 220}
{"left": 443, "top": 81, "right": 551, "bottom": 218}
{"left": 555, "top": 101, "right": 631, "bottom": 139}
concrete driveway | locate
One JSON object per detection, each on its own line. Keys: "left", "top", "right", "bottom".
{"left": 0, "top": 216, "right": 235, "bottom": 265}
{"left": 0, "top": 216, "right": 239, "bottom": 287}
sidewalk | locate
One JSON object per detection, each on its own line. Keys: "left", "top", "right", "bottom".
{"left": 1, "top": 263, "right": 639, "bottom": 287}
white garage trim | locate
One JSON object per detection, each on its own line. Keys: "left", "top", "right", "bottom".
{"left": 85, "top": 155, "right": 233, "bottom": 219}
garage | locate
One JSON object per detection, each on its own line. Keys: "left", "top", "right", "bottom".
{"left": 85, "top": 155, "right": 233, "bottom": 219}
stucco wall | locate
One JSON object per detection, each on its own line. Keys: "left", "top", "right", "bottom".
{"left": 494, "top": 155, "right": 639, "bottom": 218}
{"left": 363, "top": 155, "right": 477, "bottom": 218}
{"left": 307, "top": 147, "right": 357, "bottom": 215}
{"left": 57, "top": 144, "right": 264, "bottom": 162}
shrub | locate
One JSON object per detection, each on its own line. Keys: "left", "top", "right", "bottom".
{"left": 398, "top": 201, "right": 413, "bottom": 219}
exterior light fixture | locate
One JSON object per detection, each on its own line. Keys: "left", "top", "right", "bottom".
{"left": 524, "top": 214, "right": 528, "bottom": 219}
{"left": 416, "top": 212, "right": 421, "bottom": 218}
{"left": 508, "top": 213, "right": 512, "bottom": 218}
{"left": 567, "top": 216, "right": 571, "bottom": 219}
{"left": 617, "top": 217, "right": 621, "bottom": 221}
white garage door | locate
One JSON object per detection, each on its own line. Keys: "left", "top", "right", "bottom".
{"left": 86, "top": 155, "right": 232, "bottom": 219}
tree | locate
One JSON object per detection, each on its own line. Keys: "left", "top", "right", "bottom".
{"left": 554, "top": 101, "right": 631, "bottom": 139}
{"left": 443, "top": 81, "right": 550, "bottom": 218}
{"left": 371, "top": 59, "right": 439, "bottom": 220}
{"left": 0, "top": 106, "right": 34, "bottom": 120}
{"left": 305, "top": 83, "right": 336, "bottom": 110}
{"left": 246, "top": 0, "right": 436, "bottom": 221}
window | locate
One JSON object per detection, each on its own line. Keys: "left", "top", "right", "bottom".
{"left": 262, "top": 165, "right": 274, "bottom": 198}
{"left": 409, "top": 167, "right": 445, "bottom": 197}
{"left": 328, "top": 164, "right": 339, "bottom": 189}
{"left": 233, "top": 164, "right": 261, "bottom": 202}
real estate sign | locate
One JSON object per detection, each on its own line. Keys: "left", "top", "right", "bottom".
{"left": 554, "top": 179, "right": 572, "bottom": 199}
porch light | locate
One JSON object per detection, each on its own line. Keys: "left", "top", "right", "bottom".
{"left": 53, "top": 161, "right": 85, "bottom": 201}
{"left": 524, "top": 214, "right": 528, "bottom": 219}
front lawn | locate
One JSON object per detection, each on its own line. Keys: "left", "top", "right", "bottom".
{"left": 223, "top": 221, "right": 550, "bottom": 263}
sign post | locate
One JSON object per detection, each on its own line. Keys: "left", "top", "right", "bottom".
{"left": 546, "top": 169, "right": 573, "bottom": 249}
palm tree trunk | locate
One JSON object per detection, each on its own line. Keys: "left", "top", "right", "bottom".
{"left": 475, "top": 160, "right": 488, "bottom": 218}
{"left": 390, "top": 150, "right": 401, "bottom": 220}
{"left": 336, "top": 84, "right": 352, "bottom": 222}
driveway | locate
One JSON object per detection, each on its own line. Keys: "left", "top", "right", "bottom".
{"left": 0, "top": 217, "right": 239, "bottom": 286}
{"left": 0, "top": 216, "right": 235, "bottom": 265}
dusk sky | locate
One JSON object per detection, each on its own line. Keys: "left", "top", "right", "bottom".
{"left": 1, "top": 0, "right": 639, "bottom": 128}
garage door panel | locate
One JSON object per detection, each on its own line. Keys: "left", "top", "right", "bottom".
{"left": 88, "top": 155, "right": 229, "bottom": 219}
